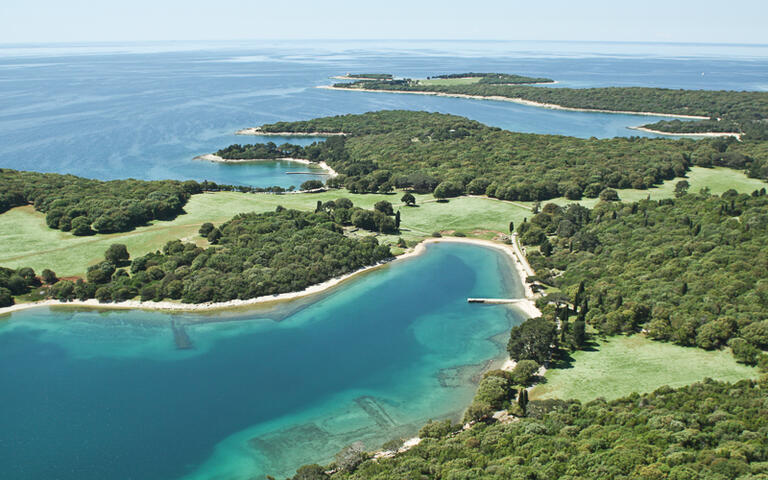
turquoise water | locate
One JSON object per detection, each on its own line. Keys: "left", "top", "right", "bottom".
{"left": 0, "top": 243, "right": 525, "bottom": 479}
{"left": 1, "top": 40, "right": 767, "bottom": 187}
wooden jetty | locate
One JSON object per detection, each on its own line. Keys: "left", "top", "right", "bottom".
{"left": 467, "top": 298, "right": 524, "bottom": 304}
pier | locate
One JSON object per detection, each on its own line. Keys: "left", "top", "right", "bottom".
{"left": 467, "top": 298, "right": 524, "bottom": 304}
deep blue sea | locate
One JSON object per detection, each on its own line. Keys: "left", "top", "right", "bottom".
{"left": 1, "top": 40, "right": 768, "bottom": 479}
{"left": 1, "top": 40, "right": 767, "bottom": 187}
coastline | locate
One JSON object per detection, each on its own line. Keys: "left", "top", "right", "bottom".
{"left": 235, "top": 127, "right": 346, "bottom": 136}
{"left": 318, "top": 85, "right": 710, "bottom": 120}
{"left": 628, "top": 125, "right": 742, "bottom": 139}
{"left": 194, "top": 153, "right": 338, "bottom": 177}
{"left": 0, "top": 237, "right": 540, "bottom": 319}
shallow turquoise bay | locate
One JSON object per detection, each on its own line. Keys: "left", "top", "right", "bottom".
{"left": 0, "top": 243, "right": 526, "bottom": 479}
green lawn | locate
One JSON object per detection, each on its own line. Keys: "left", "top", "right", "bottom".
{"left": 417, "top": 77, "right": 482, "bottom": 86}
{"left": 0, "top": 191, "right": 529, "bottom": 277}
{"left": 530, "top": 335, "right": 758, "bottom": 402}
{"left": 527, "top": 166, "right": 766, "bottom": 209}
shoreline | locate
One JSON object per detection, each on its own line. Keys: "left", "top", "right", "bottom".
{"left": 0, "top": 237, "right": 540, "bottom": 319}
{"left": 235, "top": 127, "right": 346, "bottom": 136}
{"left": 628, "top": 126, "right": 742, "bottom": 139}
{"left": 194, "top": 153, "right": 338, "bottom": 177}
{"left": 318, "top": 85, "right": 710, "bottom": 120}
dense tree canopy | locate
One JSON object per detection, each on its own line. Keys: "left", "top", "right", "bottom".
{"left": 0, "top": 169, "right": 198, "bottom": 234}
{"left": 524, "top": 190, "right": 768, "bottom": 363}
{"left": 45, "top": 205, "right": 392, "bottom": 304}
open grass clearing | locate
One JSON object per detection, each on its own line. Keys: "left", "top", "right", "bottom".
{"left": 530, "top": 335, "right": 758, "bottom": 403}
{"left": 417, "top": 77, "right": 482, "bottom": 86}
{"left": 523, "top": 166, "right": 766, "bottom": 209}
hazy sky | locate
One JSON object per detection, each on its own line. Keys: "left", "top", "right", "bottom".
{"left": 1, "top": 0, "right": 766, "bottom": 44}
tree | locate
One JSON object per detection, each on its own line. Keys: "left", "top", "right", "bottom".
{"left": 401, "top": 192, "right": 416, "bottom": 206}
{"left": 301, "top": 180, "right": 324, "bottom": 191}
{"left": 374, "top": 200, "right": 394, "bottom": 215}
{"left": 105, "top": 244, "right": 130, "bottom": 265}
{"left": 572, "top": 320, "right": 586, "bottom": 348}
{"left": 351, "top": 210, "right": 376, "bottom": 231}
{"left": 395, "top": 210, "right": 401, "bottom": 229}
{"left": 475, "top": 374, "right": 513, "bottom": 410}
{"left": 87, "top": 261, "right": 116, "bottom": 284}
{"left": 199, "top": 222, "right": 214, "bottom": 237}
{"left": 315, "top": 200, "right": 323, "bottom": 213}
{"left": 335, "top": 197, "right": 354, "bottom": 209}
{"left": 207, "top": 227, "right": 222, "bottom": 244}
{"left": 517, "top": 389, "right": 529, "bottom": 415}
{"left": 71, "top": 216, "right": 93, "bottom": 236}
{"left": 540, "top": 238, "right": 553, "bottom": 256}
{"left": 599, "top": 188, "right": 620, "bottom": 202}
{"left": 41, "top": 269, "right": 57, "bottom": 285}
{"left": 0, "top": 287, "right": 13, "bottom": 307}
{"left": 509, "top": 221, "right": 514, "bottom": 233}
{"left": 675, "top": 180, "right": 690, "bottom": 198}
{"left": 433, "top": 181, "right": 462, "bottom": 201}
{"left": 507, "top": 317, "right": 557, "bottom": 364}
{"left": 510, "top": 360, "right": 540, "bottom": 386}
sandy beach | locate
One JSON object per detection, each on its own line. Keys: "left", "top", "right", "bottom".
{"left": 318, "top": 85, "right": 710, "bottom": 120}
{"left": 0, "top": 237, "right": 539, "bottom": 318}
{"left": 194, "top": 153, "right": 338, "bottom": 177}
{"left": 628, "top": 126, "right": 742, "bottom": 139}
{"left": 235, "top": 127, "right": 347, "bottom": 136}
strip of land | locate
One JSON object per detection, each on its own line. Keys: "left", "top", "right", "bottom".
{"left": 235, "top": 127, "right": 347, "bottom": 136}
{"left": 628, "top": 125, "right": 743, "bottom": 139}
{"left": 194, "top": 153, "right": 338, "bottom": 176}
{"left": 318, "top": 85, "right": 710, "bottom": 119}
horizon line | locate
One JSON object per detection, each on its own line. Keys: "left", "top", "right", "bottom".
{"left": 1, "top": 38, "right": 768, "bottom": 48}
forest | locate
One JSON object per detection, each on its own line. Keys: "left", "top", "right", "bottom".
{"left": 216, "top": 141, "right": 307, "bottom": 160}
{"left": 0, "top": 169, "right": 198, "bottom": 235}
{"left": 254, "top": 111, "right": 768, "bottom": 200}
{"left": 3, "top": 201, "right": 394, "bottom": 306}
{"left": 520, "top": 189, "right": 768, "bottom": 368}
{"left": 294, "top": 378, "right": 768, "bottom": 479}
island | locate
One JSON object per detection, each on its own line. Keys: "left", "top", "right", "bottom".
{"left": 326, "top": 72, "right": 768, "bottom": 140}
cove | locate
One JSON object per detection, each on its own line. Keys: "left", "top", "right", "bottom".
{"left": 0, "top": 242, "right": 526, "bottom": 479}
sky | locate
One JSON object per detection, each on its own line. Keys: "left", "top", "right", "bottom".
{"left": 0, "top": 0, "right": 766, "bottom": 45}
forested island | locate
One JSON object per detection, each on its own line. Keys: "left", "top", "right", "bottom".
{"left": 330, "top": 74, "right": 768, "bottom": 139}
